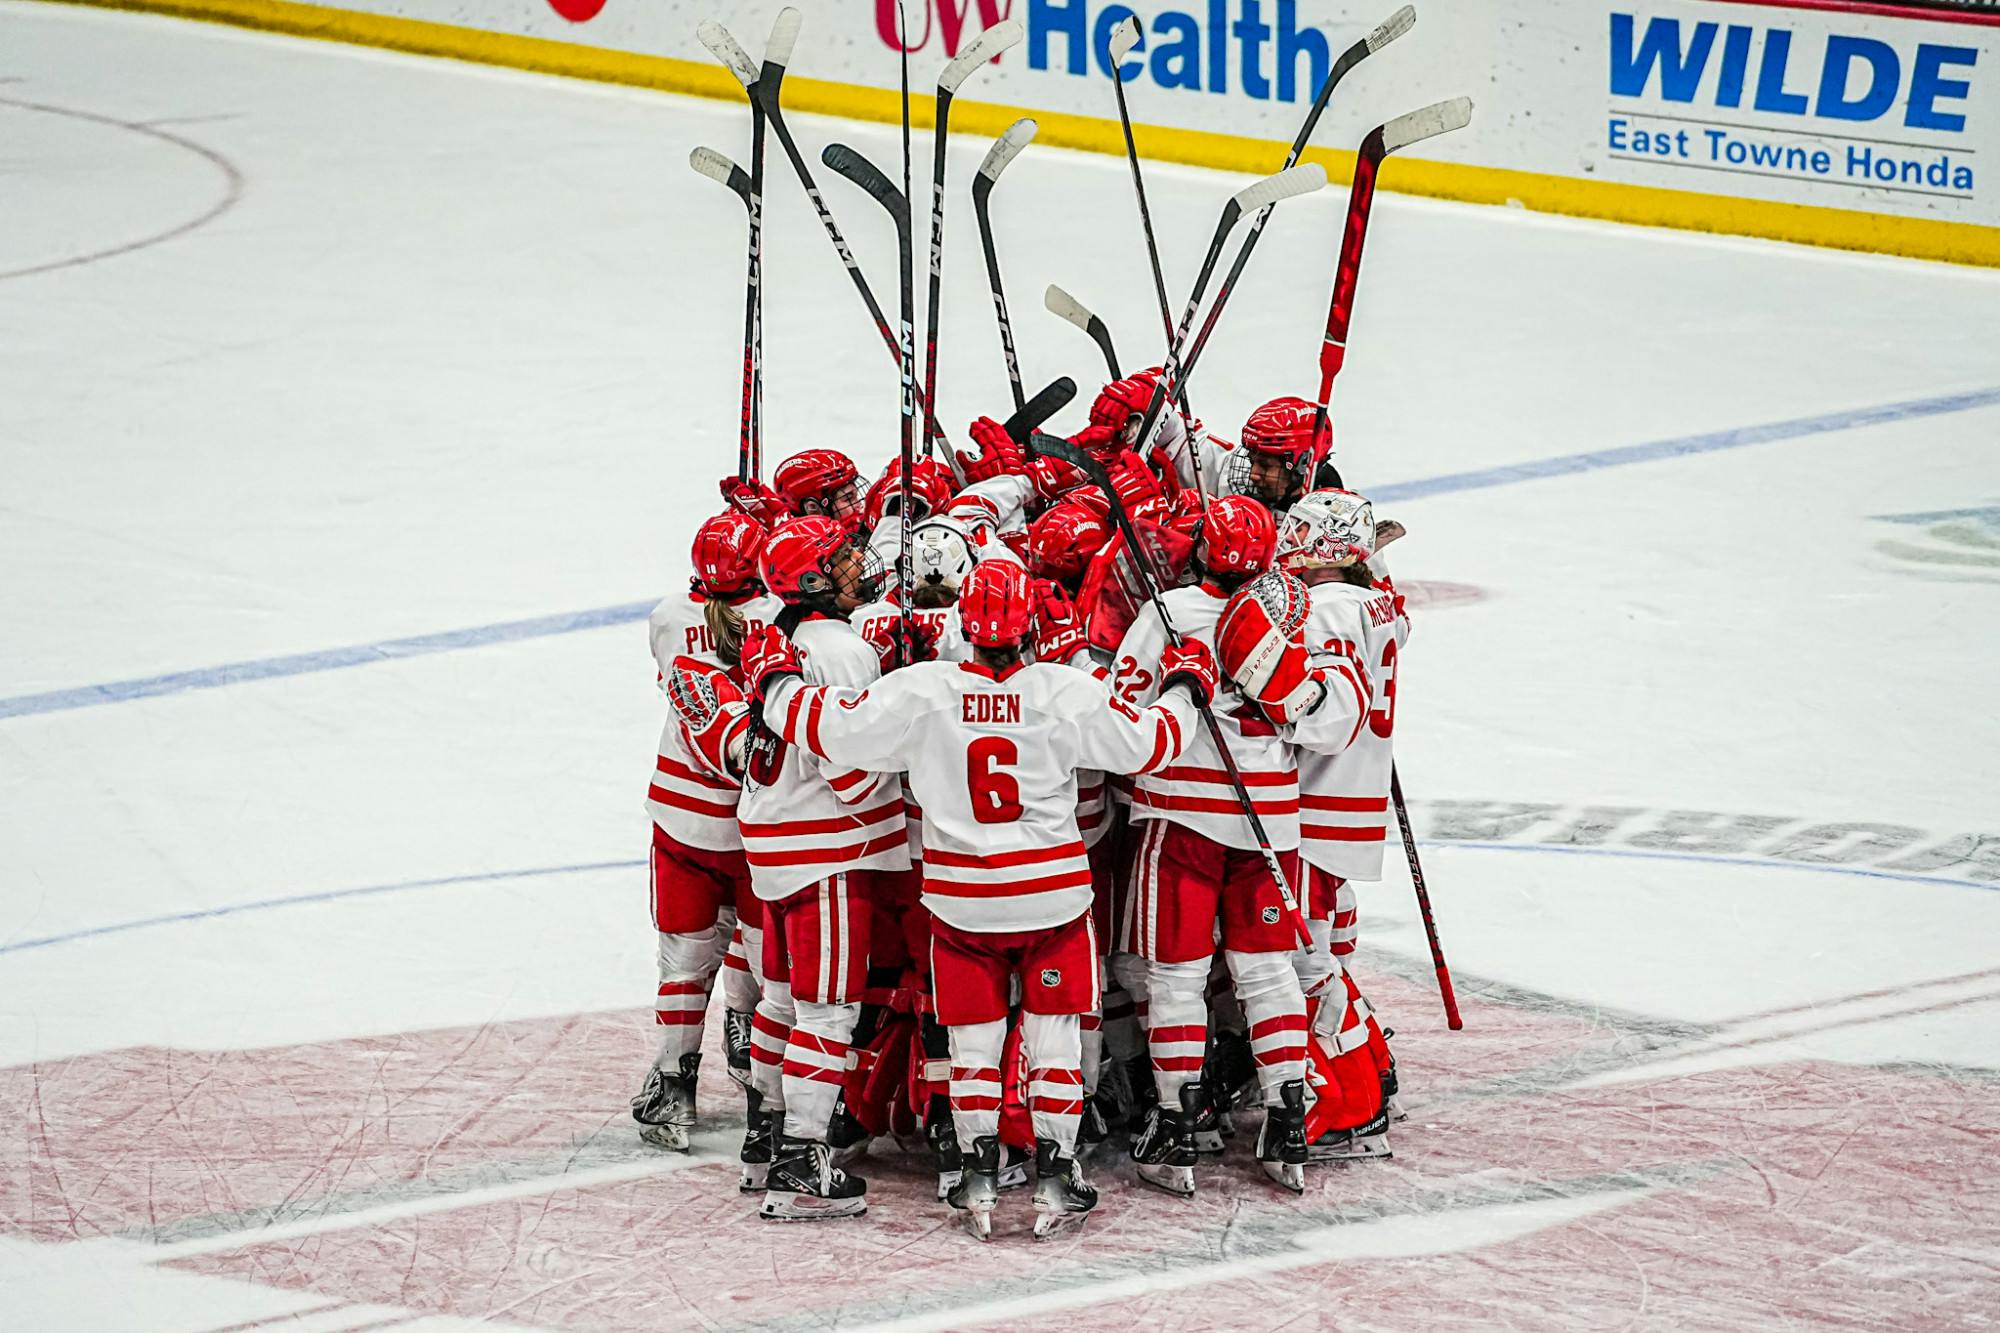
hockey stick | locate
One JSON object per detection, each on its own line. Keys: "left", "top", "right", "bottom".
{"left": 698, "top": 12, "right": 953, "bottom": 456}
{"left": 1311, "top": 97, "right": 1472, "bottom": 456}
{"left": 1178, "top": 4, "right": 1415, "bottom": 387}
{"left": 972, "top": 118, "right": 1037, "bottom": 412}
{"left": 1002, "top": 375, "right": 1076, "bottom": 444}
{"left": 688, "top": 147, "right": 760, "bottom": 484}
{"left": 1031, "top": 434, "right": 1311, "bottom": 947}
{"left": 926, "top": 20, "right": 1023, "bottom": 446}
{"left": 1044, "top": 284, "right": 1121, "bottom": 382}
{"left": 1390, "top": 766, "right": 1461, "bottom": 1029}
{"left": 1105, "top": 17, "right": 1192, "bottom": 419}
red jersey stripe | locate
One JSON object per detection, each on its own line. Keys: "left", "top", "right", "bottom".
{"left": 925, "top": 842, "right": 1088, "bottom": 870}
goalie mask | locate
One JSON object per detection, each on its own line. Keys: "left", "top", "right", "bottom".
{"left": 1275, "top": 489, "right": 1376, "bottom": 572}
{"left": 908, "top": 516, "right": 976, "bottom": 596}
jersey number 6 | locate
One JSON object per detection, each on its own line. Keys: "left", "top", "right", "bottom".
{"left": 967, "top": 736, "right": 1024, "bottom": 824}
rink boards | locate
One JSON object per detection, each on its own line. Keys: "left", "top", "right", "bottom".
{"left": 37, "top": 0, "right": 2000, "bottom": 266}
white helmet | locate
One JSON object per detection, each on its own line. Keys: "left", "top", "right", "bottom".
{"left": 908, "top": 516, "right": 976, "bottom": 594}
{"left": 1275, "top": 489, "right": 1375, "bottom": 572}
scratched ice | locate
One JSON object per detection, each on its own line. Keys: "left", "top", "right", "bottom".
{"left": 2, "top": 4, "right": 1998, "bottom": 1329}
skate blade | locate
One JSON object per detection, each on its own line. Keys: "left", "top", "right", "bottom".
{"left": 1307, "top": 1134, "right": 1392, "bottom": 1163}
{"left": 1032, "top": 1207, "right": 1089, "bottom": 1241}
{"left": 638, "top": 1122, "right": 693, "bottom": 1152}
{"left": 1135, "top": 1163, "right": 1196, "bottom": 1198}
{"left": 1260, "top": 1158, "right": 1306, "bottom": 1194}
{"left": 961, "top": 1206, "right": 995, "bottom": 1242}
{"left": 759, "top": 1192, "right": 868, "bottom": 1221}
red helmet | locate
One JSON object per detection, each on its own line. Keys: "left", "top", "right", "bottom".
{"left": 958, "top": 559, "right": 1035, "bottom": 648}
{"left": 863, "top": 458, "right": 956, "bottom": 529}
{"left": 773, "top": 449, "right": 863, "bottom": 521}
{"left": 1199, "top": 494, "right": 1277, "bottom": 579}
{"left": 759, "top": 514, "right": 880, "bottom": 605}
{"left": 1231, "top": 396, "right": 1321, "bottom": 503}
{"left": 690, "top": 510, "right": 766, "bottom": 598}
{"left": 1027, "top": 502, "right": 1111, "bottom": 584}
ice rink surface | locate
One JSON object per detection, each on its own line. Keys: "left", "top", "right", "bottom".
{"left": 3, "top": 2, "right": 1998, "bottom": 1328}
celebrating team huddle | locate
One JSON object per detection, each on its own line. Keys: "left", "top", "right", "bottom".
{"left": 634, "top": 377, "right": 1416, "bottom": 1238}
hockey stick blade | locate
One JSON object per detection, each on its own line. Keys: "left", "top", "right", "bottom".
{"left": 1043, "top": 284, "right": 1097, "bottom": 332}
{"left": 1383, "top": 96, "right": 1473, "bottom": 154}
{"left": 765, "top": 6, "right": 802, "bottom": 70}
{"left": 939, "top": 16, "right": 1024, "bottom": 93}
{"left": 1366, "top": 3, "right": 1416, "bottom": 52}
{"left": 689, "top": 147, "right": 751, "bottom": 199}
{"left": 696, "top": 20, "right": 758, "bottom": 88}
{"left": 1108, "top": 14, "right": 1142, "bottom": 63}
{"left": 974, "top": 117, "right": 1037, "bottom": 192}
{"left": 822, "top": 143, "right": 909, "bottom": 224}
{"left": 1230, "top": 163, "right": 1326, "bottom": 216}
{"left": 1002, "top": 377, "right": 1076, "bottom": 443}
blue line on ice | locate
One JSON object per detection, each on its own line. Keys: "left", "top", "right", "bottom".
{"left": 0, "top": 843, "right": 1987, "bottom": 960}
{"left": 4, "top": 382, "right": 1998, "bottom": 723}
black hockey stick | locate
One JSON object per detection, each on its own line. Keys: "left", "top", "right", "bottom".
{"left": 1029, "top": 433, "right": 1311, "bottom": 947}
{"left": 1311, "top": 98, "right": 1472, "bottom": 456}
{"left": 926, "top": 20, "right": 1023, "bottom": 460}
{"left": 972, "top": 117, "right": 1037, "bottom": 412}
{"left": 1391, "top": 766, "right": 1462, "bottom": 1029}
{"left": 1104, "top": 17, "right": 1186, "bottom": 416}
{"left": 688, "top": 147, "right": 760, "bottom": 484}
{"left": 1002, "top": 375, "right": 1076, "bottom": 444}
{"left": 1043, "top": 284, "right": 1121, "bottom": 382}
{"left": 1177, "top": 5, "right": 1415, "bottom": 387}
{"left": 698, "top": 11, "right": 953, "bottom": 454}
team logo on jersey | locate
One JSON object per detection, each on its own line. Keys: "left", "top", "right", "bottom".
{"left": 1261, "top": 906, "right": 1280, "bottom": 924}
{"left": 1040, "top": 968, "right": 1062, "bottom": 988}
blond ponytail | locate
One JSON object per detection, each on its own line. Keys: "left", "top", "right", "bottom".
{"left": 705, "top": 596, "right": 748, "bottom": 668}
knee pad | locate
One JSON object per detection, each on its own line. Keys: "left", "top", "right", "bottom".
{"left": 1224, "top": 949, "right": 1302, "bottom": 1006}
{"left": 657, "top": 924, "right": 727, "bottom": 983}
{"left": 1147, "top": 957, "right": 1208, "bottom": 1014}
{"left": 792, "top": 999, "right": 861, "bottom": 1043}
{"left": 1108, "top": 952, "right": 1151, "bottom": 1011}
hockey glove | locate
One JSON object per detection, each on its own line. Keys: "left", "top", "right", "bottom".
{"left": 1030, "top": 578, "right": 1090, "bottom": 667}
{"left": 738, "top": 625, "right": 804, "bottom": 703}
{"left": 719, "top": 476, "right": 790, "bottom": 528}
{"left": 1218, "top": 571, "right": 1324, "bottom": 726}
{"left": 1159, "top": 638, "right": 1219, "bottom": 709}
{"left": 874, "top": 614, "right": 939, "bottom": 672}
{"left": 959, "top": 416, "right": 1026, "bottom": 484}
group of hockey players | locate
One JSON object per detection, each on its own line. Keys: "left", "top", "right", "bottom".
{"left": 634, "top": 371, "right": 1411, "bottom": 1238}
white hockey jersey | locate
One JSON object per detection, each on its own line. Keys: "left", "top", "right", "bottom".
{"left": 1294, "top": 573, "right": 1410, "bottom": 880}
{"left": 644, "top": 591, "right": 778, "bottom": 852}
{"left": 738, "top": 614, "right": 911, "bottom": 900}
{"left": 1109, "top": 585, "right": 1300, "bottom": 851}
{"left": 764, "top": 659, "right": 1197, "bottom": 933}
{"left": 851, "top": 597, "right": 970, "bottom": 665}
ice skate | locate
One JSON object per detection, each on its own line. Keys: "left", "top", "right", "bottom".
{"left": 1031, "top": 1139, "right": 1097, "bottom": 1239}
{"left": 947, "top": 1135, "right": 1001, "bottom": 1240}
{"left": 1191, "top": 1082, "right": 1230, "bottom": 1156}
{"left": 722, "top": 1007, "right": 753, "bottom": 1088}
{"left": 1131, "top": 1082, "right": 1202, "bottom": 1197}
{"left": 630, "top": 1053, "right": 699, "bottom": 1152}
{"left": 1381, "top": 1047, "right": 1407, "bottom": 1123}
{"left": 739, "top": 1089, "right": 778, "bottom": 1192}
{"left": 1308, "top": 1108, "right": 1393, "bottom": 1163}
{"left": 1254, "top": 1079, "right": 1308, "bottom": 1193}
{"left": 927, "top": 1107, "right": 963, "bottom": 1200}
{"left": 1076, "top": 1094, "right": 1111, "bottom": 1162}
{"left": 760, "top": 1135, "right": 868, "bottom": 1220}
{"left": 827, "top": 1094, "right": 872, "bottom": 1168}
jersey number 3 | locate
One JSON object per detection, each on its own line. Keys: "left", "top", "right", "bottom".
{"left": 967, "top": 736, "right": 1024, "bottom": 824}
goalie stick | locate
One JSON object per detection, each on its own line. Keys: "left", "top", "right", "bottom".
{"left": 1104, "top": 17, "right": 1187, "bottom": 416}
{"left": 1177, "top": 4, "right": 1416, "bottom": 388}
{"left": 972, "top": 118, "right": 1037, "bottom": 411}
{"left": 925, "top": 21, "right": 1023, "bottom": 441}
{"left": 1043, "top": 284, "right": 1121, "bottom": 382}
{"left": 687, "top": 147, "right": 761, "bottom": 484}
{"left": 1030, "top": 434, "right": 1311, "bottom": 947}
{"left": 698, "top": 11, "right": 953, "bottom": 457}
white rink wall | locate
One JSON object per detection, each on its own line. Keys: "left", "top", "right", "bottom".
{"left": 40, "top": 0, "right": 2000, "bottom": 264}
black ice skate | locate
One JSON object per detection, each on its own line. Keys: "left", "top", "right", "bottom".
{"left": 1131, "top": 1082, "right": 1202, "bottom": 1197}
{"left": 1031, "top": 1138, "right": 1097, "bottom": 1240}
{"left": 827, "top": 1093, "right": 872, "bottom": 1168}
{"left": 1254, "top": 1079, "right": 1309, "bottom": 1193}
{"left": 722, "top": 1007, "right": 753, "bottom": 1088}
{"left": 947, "top": 1134, "right": 1002, "bottom": 1240}
{"left": 1381, "top": 1033, "right": 1406, "bottom": 1122}
{"left": 631, "top": 1052, "right": 699, "bottom": 1152}
{"left": 1308, "top": 1107, "right": 1393, "bottom": 1163}
{"left": 739, "top": 1089, "right": 778, "bottom": 1192}
{"left": 760, "top": 1135, "right": 868, "bottom": 1220}
{"left": 927, "top": 1105, "right": 963, "bottom": 1200}
{"left": 1077, "top": 1094, "right": 1110, "bottom": 1162}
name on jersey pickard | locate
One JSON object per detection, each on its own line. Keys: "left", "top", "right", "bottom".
{"left": 1411, "top": 800, "right": 1998, "bottom": 887}
{"left": 1605, "top": 12, "right": 1980, "bottom": 199}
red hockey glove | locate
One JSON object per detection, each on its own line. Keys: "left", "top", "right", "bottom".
{"left": 1159, "top": 638, "right": 1218, "bottom": 709}
{"left": 874, "top": 614, "right": 939, "bottom": 672}
{"left": 719, "top": 476, "right": 789, "bottom": 528}
{"left": 1218, "top": 571, "right": 1322, "bottom": 725}
{"left": 738, "top": 624, "right": 803, "bottom": 703}
{"left": 665, "top": 656, "right": 749, "bottom": 778}
{"left": 1030, "top": 578, "right": 1089, "bottom": 666}
{"left": 958, "top": 415, "right": 1026, "bottom": 484}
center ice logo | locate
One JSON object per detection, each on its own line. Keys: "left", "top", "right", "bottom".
{"left": 1603, "top": 12, "right": 1980, "bottom": 200}
{"left": 1871, "top": 505, "right": 2000, "bottom": 579}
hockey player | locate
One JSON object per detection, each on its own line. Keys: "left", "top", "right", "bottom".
{"left": 1106, "top": 494, "right": 1365, "bottom": 1195}
{"left": 772, "top": 449, "right": 866, "bottom": 528}
{"left": 738, "top": 560, "right": 1218, "bottom": 1239}
{"left": 632, "top": 511, "right": 780, "bottom": 1151}
{"left": 1272, "top": 490, "right": 1408, "bottom": 1160}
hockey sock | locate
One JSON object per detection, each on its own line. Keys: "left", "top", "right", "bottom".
{"left": 1227, "top": 949, "right": 1308, "bottom": 1105}
{"left": 1021, "top": 1010, "right": 1084, "bottom": 1155}
{"left": 1145, "top": 957, "right": 1208, "bottom": 1106}
{"left": 721, "top": 915, "right": 761, "bottom": 1016}
{"left": 751, "top": 980, "right": 793, "bottom": 1113}
{"left": 1079, "top": 1008, "right": 1103, "bottom": 1095}
{"left": 654, "top": 924, "right": 727, "bottom": 1067}
{"left": 781, "top": 999, "right": 859, "bottom": 1141}
{"left": 947, "top": 1019, "right": 1007, "bottom": 1153}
